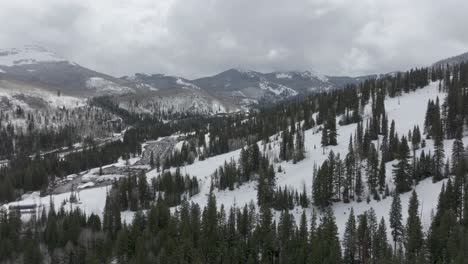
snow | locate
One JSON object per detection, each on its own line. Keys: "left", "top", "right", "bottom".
{"left": 259, "top": 81, "right": 298, "bottom": 96}
{"left": 276, "top": 72, "right": 292, "bottom": 79}
{"left": 4, "top": 81, "right": 464, "bottom": 239}
{"left": 234, "top": 68, "right": 258, "bottom": 78}
{"left": 162, "top": 81, "right": 454, "bottom": 238}
{"left": 4, "top": 156, "right": 142, "bottom": 222}
{"left": 86, "top": 77, "right": 134, "bottom": 95}
{"left": 0, "top": 45, "right": 67, "bottom": 66}
{"left": 174, "top": 140, "right": 187, "bottom": 151}
{"left": 0, "top": 85, "right": 86, "bottom": 110}
{"left": 176, "top": 78, "right": 201, "bottom": 90}
{"left": 121, "top": 93, "right": 232, "bottom": 115}
{"left": 232, "top": 90, "right": 247, "bottom": 97}
{"left": 276, "top": 71, "right": 329, "bottom": 82}
{"left": 78, "top": 182, "right": 95, "bottom": 189}
{"left": 137, "top": 83, "right": 159, "bottom": 91}
{"left": 333, "top": 178, "right": 446, "bottom": 239}
{"left": 301, "top": 70, "right": 329, "bottom": 82}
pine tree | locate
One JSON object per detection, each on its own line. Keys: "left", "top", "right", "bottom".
{"left": 388, "top": 120, "right": 396, "bottom": 160}
{"left": 373, "top": 217, "right": 392, "bottom": 264}
{"left": 156, "top": 154, "right": 161, "bottom": 172}
{"left": 343, "top": 136, "right": 355, "bottom": 203}
{"left": 258, "top": 205, "right": 275, "bottom": 263}
{"left": 464, "top": 170, "right": 468, "bottom": 229}
{"left": 356, "top": 212, "right": 371, "bottom": 263}
{"left": 405, "top": 191, "right": 424, "bottom": 263}
{"left": 343, "top": 208, "right": 357, "bottom": 264}
{"left": 321, "top": 127, "right": 329, "bottom": 152}
{"left": 393, "top": 136, "right": 412, "bottom": 193}
{"left": 333, "top": 154, "right": 344, "bottom": 201}
{"left": 294, "top": 126, "right": 305, "bottom": 162}
{"left": 355, "top": 170, "right": 363, "bottom": 203}
{"left": 378, "top": 157, "right": 386, "bottom": 193}
{"left": 250, "top": 143, "right": 260, "bottom": 171}
{"left": 411, "top": 125, "right": 421, "bottom": 150}
{"left": 451, "top": 131, "right": 465, "bottom": 174}
{"left": 366, "top": 143, "right": 379, "bottom": 195}
{"left": 201, "top": 191, "right": 219, "bottom": 263}
{"left": 317, "top": 208, "right": 342, "bottom": 263}
{"left": 328, "top": 115, "right": 338, "bottom": 146}
{"left": 431, "top": 97, "right": 445, "bottom": 182}
{"left": 389, "top": 192, "right": 403, "bottom": 254}
{"left": 433, "top": 133, "right": 445, "bottom": 182}
{"left": 23, "top": 237, "right": 43, "bottom": 264}
{"left": 150, "top": 150, "right": 155, "bottom": 168}
{"left": 454, "top": 158, "right": 466, "bottom": 220}
{"left": 44, "top": 202, "right": 58, "bottom": 251}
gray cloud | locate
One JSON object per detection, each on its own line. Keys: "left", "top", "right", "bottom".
{"left": 0, "top": 0, "right": 467, "bottom": 78}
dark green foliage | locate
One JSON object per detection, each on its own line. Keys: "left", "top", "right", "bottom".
{"left": 389, "top": 192, "right": 403, "bottom": 253}
{"left": 393, "top": 136, "right": 412, "bottom": 193}
{"left": 404, "top": 191, "right": 424, "bottom": 263}
{"left": 152, "top": 168, "right": 199, "bottom": 206}
{"left": 343, "top": 208, "right": 357, "bottom": 263}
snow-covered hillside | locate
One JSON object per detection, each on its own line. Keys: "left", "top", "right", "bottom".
{"left": 0, "top": 82, "right": 85, "bottom": 111}
{"left": 0, "top": 45, "right": 67, "bottom": 67}
{"left": 86, "top": 77, "right": 135, "bottom": 95}
{"left": 6, "top": 81, "right": 466, "bottom": 240}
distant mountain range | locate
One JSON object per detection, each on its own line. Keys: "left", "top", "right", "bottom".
{"left": 432, "top": 51, "right": 468, "bottom": 68}
{"left": 0, "top": 45, "right": 467, "bottom": 115}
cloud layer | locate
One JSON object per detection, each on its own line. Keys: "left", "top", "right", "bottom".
{"left": 1, "top": 0, "right": 467, "bottom": 78}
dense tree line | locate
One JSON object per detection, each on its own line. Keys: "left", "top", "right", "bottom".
{"left": 0, "top": 131, "right": 142, "bottom": 203}
{"left": 151, "top": 168, "right": 199, "bottom": 206}
{"left": 0, "top": 124, "right": 79, "bottom": 160}
{"left": 212, "top": 143, "right": 263, "bottom": 191}
{"left": 280, "top": 123, "right": 305, "bottom": 162}
{"left": 192, "top": 67, "right": 433, "bottom": 160}
{"left": 2, "top": 156, "right": 467, "bottom": 264}
{"left": 313, "top": 109, "right": 465, "bottom": 208}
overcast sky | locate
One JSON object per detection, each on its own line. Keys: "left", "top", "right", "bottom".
{"left": 1, "top": 0, "right": 467, "bottom": 79}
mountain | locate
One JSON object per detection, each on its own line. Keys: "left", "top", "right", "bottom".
{"left": 0, "top": 46, "right": 238, "bottom": 115}
{"left": 122, "top": 73, "right": 200, "bottom": 91}
{"left": 3, "top": 45, "right": 466, "bottom": 117}
{"left": 0, "top": 45, "right": 134, "bottom": 97}
{"left": 120, "top": 73, "right": 239, "bottom": 115}
{"left": 433, "top": 51, "right": 468, "bottom": 67}
{"left": 192, "top": 68, "right": 358, "bottom": 105}
{"left": 0, "top": 46, "right": 369, "bottom": 115}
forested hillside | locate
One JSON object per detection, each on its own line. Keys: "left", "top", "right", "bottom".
{"left": 1, "top": 61, "right": 468, "bottom": 263}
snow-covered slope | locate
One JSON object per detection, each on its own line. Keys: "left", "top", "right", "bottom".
{"left": 0, "top": 45, "right": 135, "bottom": 97}
{"left": 86, "top": 77, "right": 134, "bottom": 95}
{"left": 0, "top": 45, "right": 67, "bottom": 66}
{"left": 148, "top": 81, "right": 456, "bottom": 239}
{"left": 190, "top": 68, "right": 366, "bottom": 107}
{"left": 8, "top": 81, "right": 464, "bottom": 242}
{"left": 0, "top": 80, "right": 85, "bottom": 111}
{"left": 118, "top": 90, "right": 231, "bottom": 115}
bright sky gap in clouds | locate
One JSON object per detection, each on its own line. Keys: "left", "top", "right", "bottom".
{"left": 1, "top": 0, "right": 467, "bottom": 78}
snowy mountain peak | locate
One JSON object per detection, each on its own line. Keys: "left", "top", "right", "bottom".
{"left": 0, "top": 45, "right": 68, "bottom": 67}
{"left": 300, "top": 70, "right": 328, "bottom": 82}
{"left": 229, "top": 68, "right": 260, "bottom": 78}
